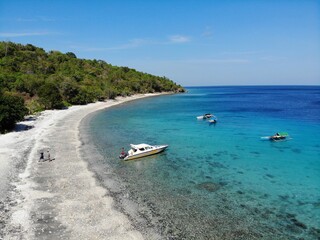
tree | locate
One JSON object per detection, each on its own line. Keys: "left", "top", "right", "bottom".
{"left": 60, "top": 80, "right": 80, "bottom": 104}
{"left": 0, "top": 92, "right": 28, "bottom": 133}
{"left": 0, "top": 41, "right": 185, "bottom": 111}
{"left": 37, "top": 82, "right": 64, "bottom": 109}
{"left": 66, "top": 52, "right": 77, "bottom": 58}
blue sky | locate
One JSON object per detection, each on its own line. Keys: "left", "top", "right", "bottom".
{"left": 0, "top": 0, "right": 319, "bottom": 86}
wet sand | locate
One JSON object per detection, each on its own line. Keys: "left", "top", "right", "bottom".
{"left": 0, "top": 94, "right": 166, "bottom": 239}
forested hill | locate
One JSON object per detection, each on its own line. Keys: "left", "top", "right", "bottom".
{"left": 0, "top": 41, "right": 184, "bottom": 132}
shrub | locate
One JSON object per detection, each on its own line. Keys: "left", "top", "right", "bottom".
{"left": 37, "top": 82, "right": 64, "bottom": 109}
{"left": 0, "top": 92, "right": 28, "bottom": 133}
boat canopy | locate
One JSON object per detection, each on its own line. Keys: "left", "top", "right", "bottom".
{"left": 130, "top": 143, "right": 152, "bottom": 149}
{"left": 278, "top": 132, "right": 289, "bottom": 136}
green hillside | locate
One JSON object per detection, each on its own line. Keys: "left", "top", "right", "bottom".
{"left": 0, "top": 41, "right": 184, "bottom": 132}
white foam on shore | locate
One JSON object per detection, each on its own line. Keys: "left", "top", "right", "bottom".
{"left": 1, "top": 93, "right": 167, "bottom": 239}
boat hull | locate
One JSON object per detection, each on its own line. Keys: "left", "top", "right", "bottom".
{"left": 261, "top": 135, "right": 288, "bottom": 141}
{"left": 124, "top": 145, "right": 168, "bottom": 161}
{"left": 197, "top": 114, "right": 214, "bottom": 120}
{"left": 208, "top": 119, "right": 217, "bottom": 124}
{"left": 270, "top": 136, "right": 286, "bottom": 141}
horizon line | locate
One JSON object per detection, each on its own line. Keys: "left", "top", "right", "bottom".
{"left": 184, "top": 84, "right": 320, "bottom": 88}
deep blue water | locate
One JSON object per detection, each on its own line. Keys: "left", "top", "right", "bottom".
{"left": 83, "top": 86, "right": 320, "bottom": 239}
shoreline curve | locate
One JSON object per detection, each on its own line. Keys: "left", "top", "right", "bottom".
{"left": 0, "top": 93, "right": 169, "bottom": 239}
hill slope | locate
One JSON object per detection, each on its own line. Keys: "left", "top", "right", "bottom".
{"left": 0, "top": 41, "right": 184, "bottom": 132}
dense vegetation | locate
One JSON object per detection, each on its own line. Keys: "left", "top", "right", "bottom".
{"left": 0, "top": 41, "right": 184, "bottom": 132}
{"left": 0, "top": 91, "right": 28, "bottom": 132}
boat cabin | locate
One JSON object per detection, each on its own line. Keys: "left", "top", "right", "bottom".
{"left": 131, "top": 144, "right": 154, "bottom": 152}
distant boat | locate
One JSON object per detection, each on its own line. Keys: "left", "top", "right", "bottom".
{"left": 197, "top": 113, "right": 213, "bottom": 120}
{"left": 208, "top": 118, "right": 217, "bottom": 124}
{"left": 261, "top": 132, "right": 289, "bottom": 141}
{"left": 119, "top": 143, "right": 168, "bottom": 161}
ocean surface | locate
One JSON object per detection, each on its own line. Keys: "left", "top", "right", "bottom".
{"left": 80, "top": 86, "right": 320, "bottom": 239}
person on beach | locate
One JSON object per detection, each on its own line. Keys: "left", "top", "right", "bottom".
{"left": 39, "top": 151, "right": 44, "bottom": 162}
{"left": 47, "top": 150, "right": 51, "bottom": 161}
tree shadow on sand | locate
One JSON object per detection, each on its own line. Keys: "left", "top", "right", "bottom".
{"left": 14, "top": 124, "right": 34, "bottom": 132}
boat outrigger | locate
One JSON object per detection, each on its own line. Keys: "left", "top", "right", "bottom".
{"left": 119, "top": 143, "right": 168, "bottom": 161}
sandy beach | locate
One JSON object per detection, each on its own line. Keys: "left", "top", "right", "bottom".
{"left": 0, "top": 93, "right": 166, "bottom": 240}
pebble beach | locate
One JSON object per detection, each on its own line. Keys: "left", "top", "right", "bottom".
{"left": 0, "top": 94, "right": 165, "bottom": 240}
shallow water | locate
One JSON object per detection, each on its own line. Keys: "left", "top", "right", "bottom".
{"left": 82, "top": 86, "right": 320, "bottom": 239}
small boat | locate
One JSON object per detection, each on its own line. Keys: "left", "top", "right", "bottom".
{"left": 197, "top": 113, "right": 213, "bottom": 120}
{"left": 119, "top": 143, "right": 168, "bottom": 161}
{"left": 261, "top": 132, "right": 289, "bottom": 141}
{"left": 208, "top": 118, "right": 217, "bottom": 124}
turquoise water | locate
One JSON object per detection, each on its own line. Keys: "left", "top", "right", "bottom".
{"left": 83, "top": 86, "right": 320, "bottom": 239}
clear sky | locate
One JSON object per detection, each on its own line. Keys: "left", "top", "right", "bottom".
{"left": 0, "top": 0, "right": 319, "bottom": 86}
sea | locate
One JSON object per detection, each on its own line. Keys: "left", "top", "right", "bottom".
{"left": 80, "top": 86, "right": 320, "bottom": 239}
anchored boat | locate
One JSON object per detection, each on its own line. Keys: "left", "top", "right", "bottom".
{"left": 208, "top": 118, "right": 217, "bottom": 124}
{"left": 197, "top": 113, "right": 214, "bottom": 120}
{"left": 261, "top": 132, "right": 289, "bottom": 141}
{"left": 208, "top": 115, "right": 218, "bottom": 124}
{"left": 119, "top": 143, "right": 168, "bottom": 161}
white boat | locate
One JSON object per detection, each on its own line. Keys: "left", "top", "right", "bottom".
{"left": 119, "top": 143, "right": 168, "bottom": 161}
{"left": 208, "top": 118, "right": 217, "bottom": 124}
{"left": 197, "top": 113, "right": 213, "bottom": 120}
{"left": 208, "top": 115, "right": 218, "bottom": 124}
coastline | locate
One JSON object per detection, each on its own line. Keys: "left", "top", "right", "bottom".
{"left": 0, "top": 93, "right": 168, "bottom": 239}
